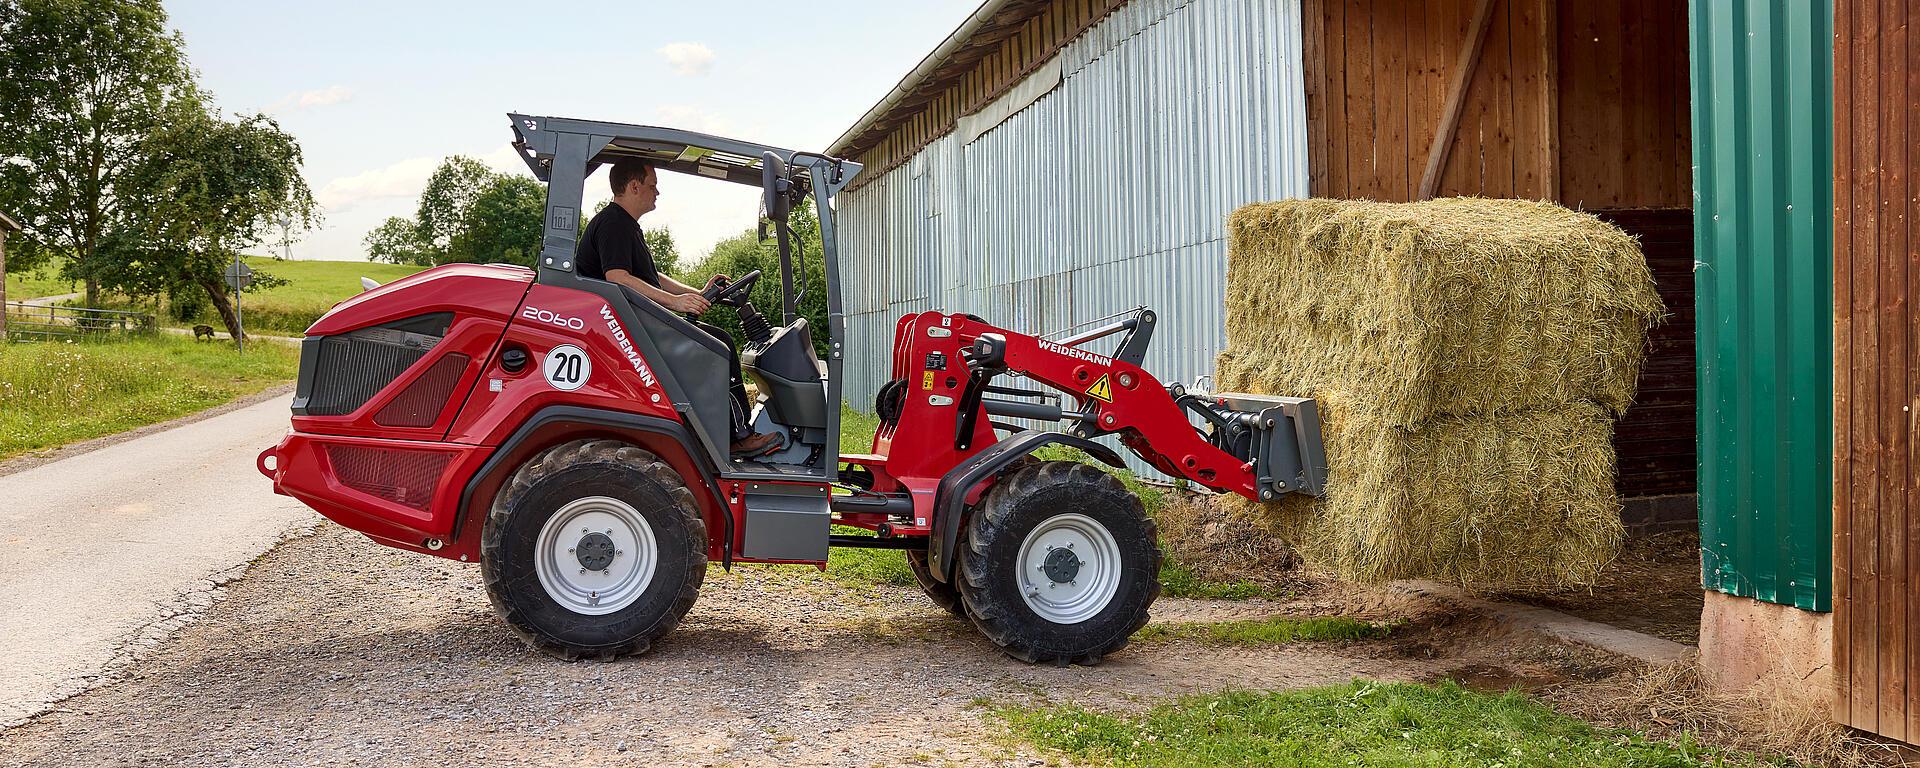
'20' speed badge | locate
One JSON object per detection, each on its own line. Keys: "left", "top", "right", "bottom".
{"left": 543, "top": 344, "right": 592, "bottom": 391}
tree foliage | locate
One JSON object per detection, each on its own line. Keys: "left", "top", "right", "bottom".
{"left": 681, "top": 206, "right": 830, "bottom": 356}
{"left": 0, "top": 0, "right": 196, "bottom": 303}
{"left": 105, "top": 100, "right": 317, "bottom": 340}
{"left": 368, "top": 161, "right": 677, "bottom": 270}
{"left": 364, "top": 216, "right": 436, "bottom": 266}
{"left": 414, "top": 155, "right": 493, "bottom": 252}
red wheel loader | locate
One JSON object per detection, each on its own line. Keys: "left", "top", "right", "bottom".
{"left": 258, "top": 115, "right": 1327, "bottom": 664}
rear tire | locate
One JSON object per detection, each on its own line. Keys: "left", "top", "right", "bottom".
{"left": 481, "top": 439, "right": 707, "bottom": 660}
{"left": 956, "top": 461, "right": 1161, "bottom": 665}
{"left": 905, "top": 550, "right": 967, "bottom": 618}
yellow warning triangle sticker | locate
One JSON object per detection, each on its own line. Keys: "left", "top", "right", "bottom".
{"left": 1084, "top": 373, "right": 1114, "bottom": 403}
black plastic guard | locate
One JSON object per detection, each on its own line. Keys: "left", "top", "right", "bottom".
{"left": 927, "top": 430, "right": 1126, "bottom": 583}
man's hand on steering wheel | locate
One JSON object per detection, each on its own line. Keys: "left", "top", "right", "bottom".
{"left": 700, "top": 269, "right": 762, "bottom": 308}
{"left": 663, "top": 292, "right": 710, "bottom": 314}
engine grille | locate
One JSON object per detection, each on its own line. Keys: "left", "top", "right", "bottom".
{"left": 374, "top": 353, "right": 470, "bottom": 428}
{"left": 302, "top": 313, "right": 452, "bottom": 417}
{"left": 324, "top": 444, "right": 453, "bottom": 511}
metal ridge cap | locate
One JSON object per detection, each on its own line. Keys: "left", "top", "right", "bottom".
{"left": 827, "top": 0, "right": 1021, "bottom": 157}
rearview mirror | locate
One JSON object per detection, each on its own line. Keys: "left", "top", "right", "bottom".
{"left": 760, "top": 151, "right": 791, "bottom": 224}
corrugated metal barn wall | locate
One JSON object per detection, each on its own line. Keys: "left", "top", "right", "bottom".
{"left": 838, "top": 0, "right": 1310, "bottom": 474}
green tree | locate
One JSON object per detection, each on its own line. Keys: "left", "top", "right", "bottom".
{"left": 108, "top": 101, "right": 316, "bottom": 341}
{"left": 646, "top": 227, "right": 680, "bottom": 277}
{"left": 364, "top": 216, "right": 435, "bottom": 266}
{"left": 0, "top": 0, "right": 196, "bottom": 305}
{"left": 682, "top": 206, "right": 829, "bottom": 357}
{"left": 449, "top": 175, "right": 544, "bottom": 266}
{"left": 415, "top": 155, "right": 492, "bottom": 254}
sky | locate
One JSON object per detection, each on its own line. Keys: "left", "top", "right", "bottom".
{"left": 164, "top": 0, "right": 981, "bottom": 263}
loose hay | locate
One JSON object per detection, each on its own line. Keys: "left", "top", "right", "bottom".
{"left": 1218, "top": 198, "right": 1661, "bottom": 590}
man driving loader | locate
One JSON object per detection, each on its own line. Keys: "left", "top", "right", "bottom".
{"left": 576, "top": 157, "right": 781, "bottom": 458}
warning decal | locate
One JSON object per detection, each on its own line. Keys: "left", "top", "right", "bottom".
{"left": 1084, "top": 373, "right": 1114, "bottom": 403}
{"left": 922, "top": 371, "right": 935, "bottom": 390}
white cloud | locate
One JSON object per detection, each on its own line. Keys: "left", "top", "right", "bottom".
{"left": 656, "top": 42, "right": 716, "bottom": 76}
{"left": 268, "top": 85, "right": 353, "bottom": 113}
{"left": 314, "top": 155, "right": 440, "bottom": 213}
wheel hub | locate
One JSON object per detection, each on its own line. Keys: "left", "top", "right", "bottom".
{"left": 1015, "top": 512, "right": 1124, "bottom": 625}
{"left": 574, "top": 532, "right": 616, "bottom": 571}
{"left": 1041, "top": 547, "right": 1082, "bottom": 583}
{"left": 532, "top": 496, "right": 659, "bottom": 616}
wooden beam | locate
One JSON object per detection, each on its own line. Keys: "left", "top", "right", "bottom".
{"left": 1539, "top": 0, "right": 1558, "bottom": 201}
{"left": 1417, "top": 0, "right": 1499, "bottom": 200}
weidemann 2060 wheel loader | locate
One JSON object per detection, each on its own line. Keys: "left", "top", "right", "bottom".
{"left": 257, "top": 115, "right": 1328, "bottom": 665}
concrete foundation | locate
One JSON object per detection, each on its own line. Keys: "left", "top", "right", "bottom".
{"left": 1619, "top": 493, "right": 1698, "bottom": 533}
{"left": 1698, "top": 590, "right": 1833, "bottom": 709}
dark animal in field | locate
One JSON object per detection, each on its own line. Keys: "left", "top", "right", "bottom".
{"left": 192, "top": 324, "right": 217, "bottom": 341}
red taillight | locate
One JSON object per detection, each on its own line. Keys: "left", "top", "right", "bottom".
{"left": 323, "top": 444, "right": 453, "bottom": 511}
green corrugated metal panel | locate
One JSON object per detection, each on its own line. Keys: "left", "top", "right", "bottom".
{"left": 1689, "top": 0, "right": 1834, "bottom": 611}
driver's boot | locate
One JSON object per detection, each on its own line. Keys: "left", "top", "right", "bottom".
{"left": 730, "top": 431, "right": 782, "bottom": 458}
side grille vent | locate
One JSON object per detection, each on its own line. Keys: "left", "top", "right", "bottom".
{"left": 374, "top": 353, "right": 470, "bottom": 428}
{"left": 303, "top": 313, "right": 453, "bottom": 417}
{"left": 324, "top": 445, "right": 452, "bottom": 511}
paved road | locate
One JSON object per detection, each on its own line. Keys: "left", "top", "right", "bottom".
{"left": 0, "top": 395, "right": 315, "bottom": 726}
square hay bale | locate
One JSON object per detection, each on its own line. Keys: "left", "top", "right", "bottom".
{"left": 1219, "top": 395, "right": 1625, "bottom": 590}
{"left": 1222, "top": 197, "right": 1664, "bottom": 426}
{"left": 1214, "top": 198, "right": 1660, "bottom": 589}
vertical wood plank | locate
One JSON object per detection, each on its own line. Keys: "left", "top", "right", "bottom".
{"left": 1379, "top": 0, "right": 1411, "bottom": 200}
{"left": 1508, "top": 0, "right": 1544, "bottom": 198}
{"left": 1833, "top": 0, "right": 1856, "bottom": 727}
{"left": 1540, "top": 0, "right": 1558, "bottom": 201}
{"left": 1908, "top": 0, "right": 1920, "bottom": 734}
{"left": 1306, "top": 0, "right": 1330, "bottom": 196}
{"left": 1483, "top": 0, "right": 1515, "bottom": 196}
{"left": 1346, "top": 0, "right": 1379, "bottom": 198}
{"left": 1880, "top": 0, "right": 1911, "bottom": 741}
{"left": 1850, "top": 0, "right": 1883, "bottom": 733}
{"left": 1327, "top": 0, "right": 1351, "bottom": 198}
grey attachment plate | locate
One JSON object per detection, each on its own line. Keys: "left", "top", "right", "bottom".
{"left": 741, "top": 482, "right": 830, "bottom": 561}
{"left": 1216, "top": 392, "right": 1330, "bottom": 499}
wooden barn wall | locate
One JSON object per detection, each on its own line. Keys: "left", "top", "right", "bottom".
{"left": 1304, "top": 0, "right": 1696, "bottom": 499}
{"left": 1302, "top": 0, "right": 1690, "bottom": 206}
{"left": 1833, "top": 0, "right": 1917, "bottom": 741}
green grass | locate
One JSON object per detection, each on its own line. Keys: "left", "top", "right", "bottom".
{"left": 995, "top": 681, "right": 1779, "bottom": 768}
{"left": 4, "top": 256, "right": 79, "bottom": 301}
{"left": 0, "top": 335, "right": 299, "bottom": 460}
{"left": 1133, "top": 616, "right": 1387, "bottom": 646}
{"left": 831, "top": 405, "right": 1270, "bottom": 598}
{"left": 78, "top": 256, "right": 431, "bottom": 336}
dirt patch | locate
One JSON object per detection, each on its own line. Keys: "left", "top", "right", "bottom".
{"left": 0, "top": 525, "right": 1793, "bottom": 767}
{"left": 1499, "top": 530, "right": 1705, "bottom": 645}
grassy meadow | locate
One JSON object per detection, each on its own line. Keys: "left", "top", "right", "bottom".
{"left": 0, "top": 334, "right": 299, "bottom": 461}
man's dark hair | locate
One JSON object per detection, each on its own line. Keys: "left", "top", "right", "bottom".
{"left": 610, "top": 158, "right": 653, "bottom": 196}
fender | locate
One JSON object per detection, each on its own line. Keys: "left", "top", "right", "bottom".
{"left": 453, "top": 405, "right": 735, "bottom": 566}
{"left": 926, "top": 429, "right": 1126, "bottom": 583}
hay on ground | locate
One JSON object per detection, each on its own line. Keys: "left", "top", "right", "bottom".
{"left": 1218, "top": 198, "right": 1661, "bottom": 590}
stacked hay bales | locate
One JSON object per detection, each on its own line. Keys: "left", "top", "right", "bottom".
{"left": 1217, "top": 198, "right": 1664, "bottom": 590}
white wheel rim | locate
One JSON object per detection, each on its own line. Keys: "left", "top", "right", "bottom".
{"left": 1015, "top": 513, "right": 1123, "bottom": 625}
{"left": 533, "top": 496, "right": 659, "bottom": 615}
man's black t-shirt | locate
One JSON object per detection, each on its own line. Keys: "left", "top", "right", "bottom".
{"left": 575, "top": 203, "right": 658, "bottom": 286}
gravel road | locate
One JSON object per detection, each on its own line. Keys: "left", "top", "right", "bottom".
{"left": 0, "top": 522, "right": 1531, "bottom": 768}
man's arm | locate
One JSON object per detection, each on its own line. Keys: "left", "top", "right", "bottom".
{"left": 607, "top": 269, "right": 709, "bottom": 314}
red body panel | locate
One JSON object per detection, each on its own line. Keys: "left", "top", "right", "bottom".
{"left": 263, "top": 274, "right": 1257, "bottom": 568}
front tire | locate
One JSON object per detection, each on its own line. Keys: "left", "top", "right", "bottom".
{"left": 905, "top": 550, "right": 967, "bottom": 618}
{"left": 956, "top": 461, "right": 1161, "bottom": 665}
{"left": 481, "top": 439, "right": 707, "bottom": 660}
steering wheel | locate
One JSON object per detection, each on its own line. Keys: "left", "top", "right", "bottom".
{"left": 701, "top": 269, "right": 761, "bottom": 308}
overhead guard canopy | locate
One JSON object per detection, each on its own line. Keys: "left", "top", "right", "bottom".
{"left": 506, "top": 113, "right": 862, "bottom": 197}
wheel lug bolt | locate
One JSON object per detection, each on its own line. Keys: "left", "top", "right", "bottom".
{"left": 567, "top": 547, "right": 574, "bottom": 553}
{"left": 602, "top": 570, "right": 610, "bottom": 575}
{"left": 578, "top": 568, "right": 586, "bottom": 574}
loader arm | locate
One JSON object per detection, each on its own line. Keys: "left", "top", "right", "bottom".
{"left": 940, "top": 312, "right": 1327, "bottom": 503}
